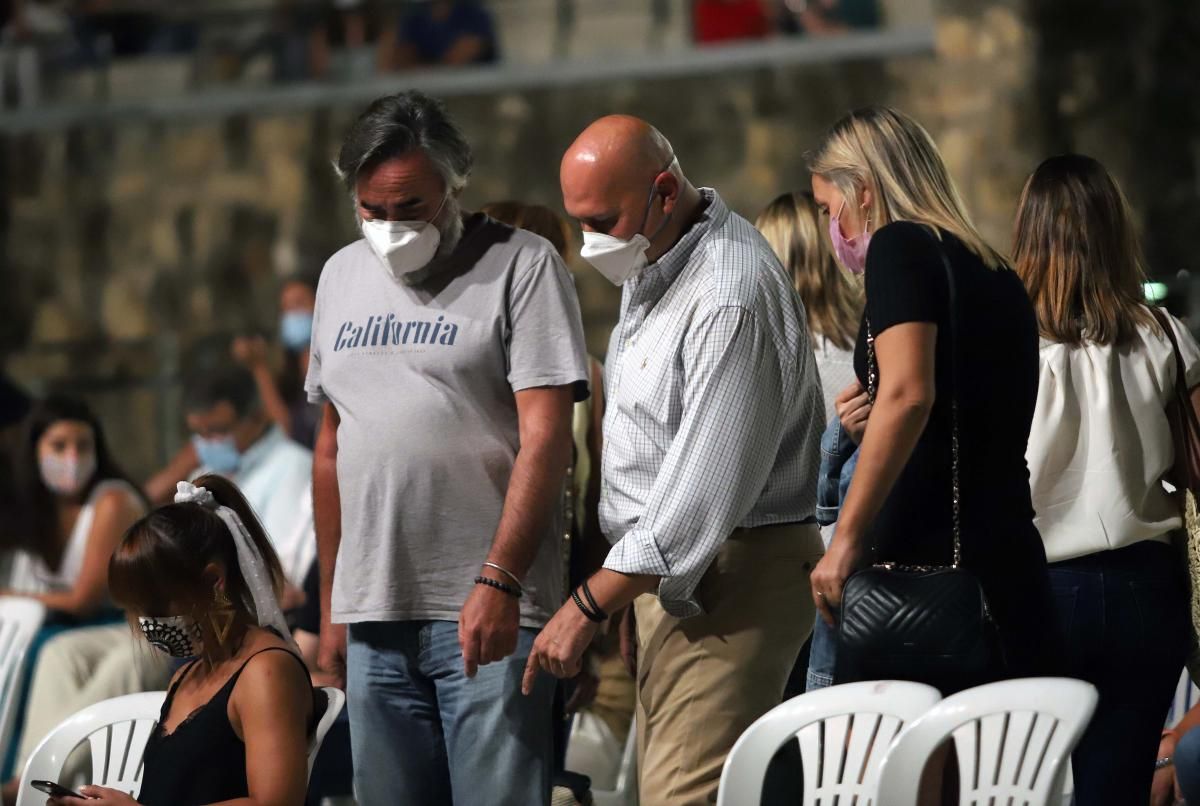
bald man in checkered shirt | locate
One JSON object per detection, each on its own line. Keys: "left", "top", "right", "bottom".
{"left": 524, "top": 115, "right": 826, "bottom": 805}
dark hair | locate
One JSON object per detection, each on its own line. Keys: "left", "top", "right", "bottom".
{"left": 109, "top": 473, "right": 285, "bottom": 621}
{"left": 1012, "top": 154, "right": 1153, "bottom": 347}
{"left": 480, "top": 200, "right": 573, "bottom": 261}
{"left": 183, "top": 366, "right": 260, "bottom": 418}
{"left": 16, "top": 396, "right": 141, "bottom": 563}
{"left": 336, "top": 91, "right": 473, "bottom": 195}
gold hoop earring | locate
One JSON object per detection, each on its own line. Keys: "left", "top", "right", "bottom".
{"left": 209, "top": 584, "right": 236, "bottom": 650}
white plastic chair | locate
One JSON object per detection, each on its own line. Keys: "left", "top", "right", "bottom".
{"left": 874, "top": 678, "right": 1098, "bottom": 806}
{"left": 16, "top": 691, "right": 164, "bottom": 806}
{"left": 591, "top": 716, "right": 638, "bottom": 806}
{"left": 310, "top": 686, "right": 345, "bottom": 777}
{"left": 717, "top": 681, "right": 942, "bottom": 806}
{"left": 0, "top": 597, "right": 46, "bottom": 764}
{"left": 17, "top": 686, "right": 345, "bottom": 806}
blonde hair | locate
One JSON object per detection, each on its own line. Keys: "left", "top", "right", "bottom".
{"left": 807, "top": 106, "right": 1005, "bottom": 270}
{"left": 756, "top": 191, "right": 862, "bottom": 350}
{"left": 1012, "top": 154, "right": 1153, "bottom": 347}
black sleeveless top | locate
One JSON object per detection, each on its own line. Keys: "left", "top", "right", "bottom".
{"left": 137, "top": 647, "right": 317, "bottom": 806}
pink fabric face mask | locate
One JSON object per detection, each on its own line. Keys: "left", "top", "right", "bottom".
{"left": 829, "top": 199, "right": 871, "bottom": 275}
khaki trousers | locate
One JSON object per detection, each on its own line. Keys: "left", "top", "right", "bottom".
{"left": 635, "top": 522, "right": 824, "bottom": 806}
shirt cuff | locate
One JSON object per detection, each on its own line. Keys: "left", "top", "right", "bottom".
{"left": 305, "top": 385, "right": 327, "bottom": 405}
{"left": 508, "top": 372, "right": 591, "bottom": 401}
{"left": 603, "top": 529, "right": 703, "bottom": 619}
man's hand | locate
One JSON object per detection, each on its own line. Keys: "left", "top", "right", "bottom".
{"left": 317, "top": 621, "right": 347, "bottom": 690}
{"left": 231, "top": 335, "right": 269, "bottom": 368}
{"left": 280, "top": 583, "right": 307, "bottom": 612}
{"left": 835, "top": 380, "right": 872, "bottom": 444}
{"left": 564, "top": 661, "right": 600, "bottom": 713}
{"left": 618, "top": 605, "right": 637, "bottom": 679}
{"left": 459, "top": 580, "right": 520, "bottom": 678}
{"left": 522, "top": 598, "right": 600, "bottom": 695}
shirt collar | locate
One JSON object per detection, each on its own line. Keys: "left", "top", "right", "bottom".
{"left": 627, "top": 188, "right": 727, "bottom": 303}
{"left": 237, "top": 425, "right": 285, "bottom": 479}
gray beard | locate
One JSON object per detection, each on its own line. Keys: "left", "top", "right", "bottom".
{"left": 400, "top": 200, "right": 465, "bottom": 287}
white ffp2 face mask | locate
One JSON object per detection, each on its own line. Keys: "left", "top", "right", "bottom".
{"left": 578, "top": 156, "right": 675, "bottom": 286}
{"left": 580, "top": 232, "right": 652, "bottom": 286}
{"left": 360, "top": 196, "right": 449, "bottom": 281}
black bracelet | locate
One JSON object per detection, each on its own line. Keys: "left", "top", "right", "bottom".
{"left": 475, "top": 575, "right": 522, "bottom": 598}
{"left": 580, "top": 580, "right": 609, "bottom": 622}
{"left": 571, "top": 589, "right": 605, "bottom": 623}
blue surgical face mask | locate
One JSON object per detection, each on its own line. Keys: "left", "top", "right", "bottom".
{"left": 280, "top": 311, "right": 314, "bottom": 351}
{"left": 192, "top": 434, "right": 241, "bottom": 474}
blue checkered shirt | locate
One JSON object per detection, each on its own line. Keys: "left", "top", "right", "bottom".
{"left": 600, "top": 189, "right": 824, "bottom": 618}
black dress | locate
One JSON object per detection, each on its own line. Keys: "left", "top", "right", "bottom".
{"left": 853, "top": 221, "right": 1059, "bottom": 681}
{"left": 137, "top": 647, "right": 317, "bottom": 806}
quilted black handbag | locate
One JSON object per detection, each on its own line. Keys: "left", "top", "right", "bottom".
{"left": 836, "top": 230, "right": 999, "bottom": 690}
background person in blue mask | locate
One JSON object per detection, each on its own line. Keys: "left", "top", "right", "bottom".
{"left": 232, "top": 275, "right": 323, "bottom": 450}
{"left": 144, "top": 276, "right": 322, "bottom": 505}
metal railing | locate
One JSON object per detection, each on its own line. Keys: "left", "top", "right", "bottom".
{"left": 0, "top": 0, "right": 926, "bottom": 122}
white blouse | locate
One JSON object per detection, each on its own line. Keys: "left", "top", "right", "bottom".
{"left": 1027, "top": 310, "right": 1200, "bottom": 563}
{"left": 813, "top": 334, "right": 858, "bottom": 424}
{"left": 6, "top": 479, "right": 144, "bottom": 594}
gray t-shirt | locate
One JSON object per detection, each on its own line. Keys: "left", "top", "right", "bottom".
{"left": 306, "top": 214, "right": 589, "bottom": 627}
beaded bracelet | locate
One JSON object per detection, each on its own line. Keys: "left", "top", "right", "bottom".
{"left": 474, "top": 575, "right": 522, "bottom": 598}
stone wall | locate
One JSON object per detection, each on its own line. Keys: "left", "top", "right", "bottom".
{"left": 2, "top": 0, "right": 1197, "bottom": 478}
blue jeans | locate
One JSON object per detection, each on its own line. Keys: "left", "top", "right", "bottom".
{"left": 1050, "top": 540, "right": 1189, "bottom": 806}
{"left": 805, "top": 610, "right": 838, "bottom": 691}
{"left": 1176, "top": 724, "right": 1200, "bottom": 803}
{"left": 816, "top": 418, "right": 858, "bottom": 528}
{"left": 346, "top": 621, "right": 554, "bottom": 806}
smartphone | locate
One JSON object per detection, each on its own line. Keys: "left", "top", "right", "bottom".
{"left": 29, "top": 780, "right": 88, "bottom": 799}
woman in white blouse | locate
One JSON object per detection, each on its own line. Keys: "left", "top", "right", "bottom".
{"left": 1014, "top": 154, "right": 1197, "bottom": 806}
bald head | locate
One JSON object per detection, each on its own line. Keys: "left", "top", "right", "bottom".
{"left": 561, "top": 116, "right": 696, "bottom": 262}
{"left": 562, "top": 115, "right": 676, "bottom": 192}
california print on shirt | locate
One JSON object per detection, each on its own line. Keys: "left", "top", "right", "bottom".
{"left": 333, "top": 313, "right": 460, "bottom": 353}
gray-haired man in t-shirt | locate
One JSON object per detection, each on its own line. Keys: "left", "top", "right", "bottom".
{"left": 306, "top": 91, "right": 589, "bottom": 806}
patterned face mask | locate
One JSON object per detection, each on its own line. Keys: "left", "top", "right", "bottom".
{"left": 138, "top": 615, "right": 203, "bottom": 658}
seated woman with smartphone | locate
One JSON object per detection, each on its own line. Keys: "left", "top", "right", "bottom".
{"left": 46, "top": 474, "right": 316, "bottom": 806}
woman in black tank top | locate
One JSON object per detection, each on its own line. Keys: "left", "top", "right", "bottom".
{"left": 47, "top": 474, "right": 316, "bottom": 806}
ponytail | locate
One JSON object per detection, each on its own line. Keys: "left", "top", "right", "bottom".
{"left": 109, "top": 474, "right": 285, "bottom": 621}
{"left": 189, "top": 474, "right": 286, "bottom": 599}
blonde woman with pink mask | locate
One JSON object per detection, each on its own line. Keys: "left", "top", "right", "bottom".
{"left": 806, "top": 107, "right": 1059, "bottom": 693}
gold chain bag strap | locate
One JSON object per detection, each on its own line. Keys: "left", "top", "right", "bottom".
{"left": 836, "top": 228, "right": 1000, "bottom": 690}
{"left": 1148, "top": 306, "right": 1200, "bottom": 681}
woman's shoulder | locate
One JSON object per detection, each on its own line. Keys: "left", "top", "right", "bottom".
{"left": 871, "top": 220, "right": 939, "bottom": 255}
{"left": 89, "top": 479, "right": 146, "bottom": 516}
{"left": 232, "top": 632, "right": 310, "bottom": 694}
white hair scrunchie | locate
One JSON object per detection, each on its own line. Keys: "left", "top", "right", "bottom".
{"left": 174, "top": 481, "right": 295, "bottom": 648}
